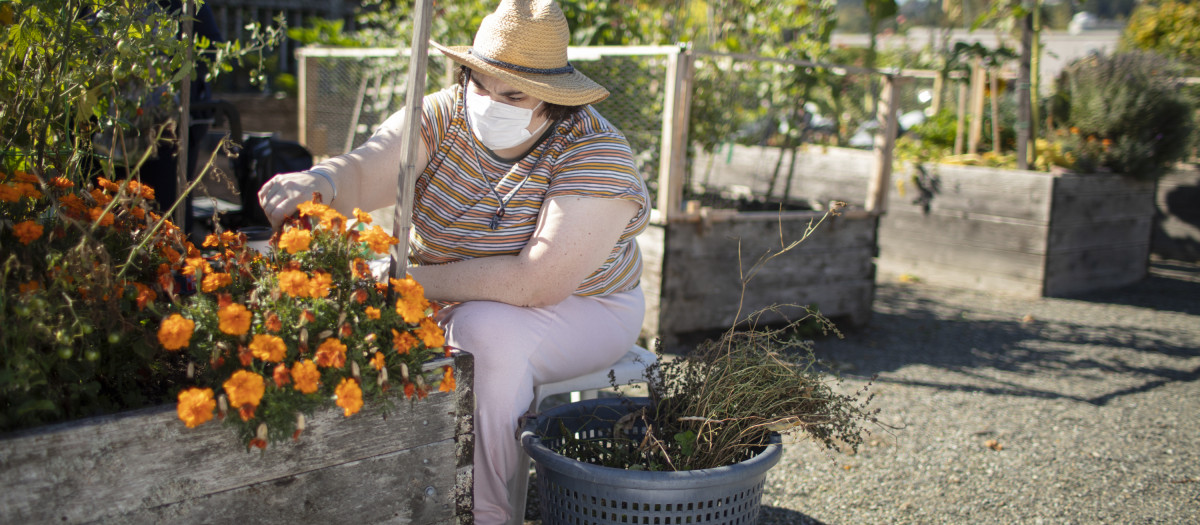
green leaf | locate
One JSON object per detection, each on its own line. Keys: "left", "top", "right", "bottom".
{"left": 673, "top": 429, "right": 697, "bottom": 457}
{"left": 16, "top": 399, "right": 56, "bottom": 416}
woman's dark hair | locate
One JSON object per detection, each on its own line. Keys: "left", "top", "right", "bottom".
{"left": 456, "top": 66, "right": 584, "bottom": 122}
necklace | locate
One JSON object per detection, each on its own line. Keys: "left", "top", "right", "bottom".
{"left": 460, "top": 93, "right": 552, "bottom": 230}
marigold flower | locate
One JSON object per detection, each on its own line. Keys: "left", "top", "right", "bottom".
{"left": 224, "top": 370, "right": 265, "bottom": 421}
{"left": 314, "top": 338, "right": 347, "bottom": 368}
{"left": 161, "top": 245, "right": 181, "bottom": 264}
{"left": 403, "top": 382, "right": 415, "bottom": 399}
{"left": 176, "top": 387, "right": 216, "bottom": 428}
{"left": 291, "top": 359, "right": 320, "bottom": 394}
{"left": 203, "top": 233, "right": 221, "bottom": 247}
{"left": 353, "top": 207, "right": 373, "bottom": 224}
{"left": 308, "top": 271, "right": 333, "bottom": 298}
{"left": 182, "top": 256, "right": 209, "bottom": 276}
{"left": 439, "top": 367, "right": 456, "bottom": 392}
{"left": 50, "top": 176, "right": 73, "bottom": 188}
{"left": 202, "top": 272, "right": 233, "bottom": 293}
{"left": 97, "top": 177, "right": 120, "bottom": 193}
{"left": 14, "top": 182, "right": 41, "bottom": 200}
{"left": 277, "top": 269, "right": 310, "bottom": 298}
{"left": 353, "top": 288, "right": 369, "bottom": 304}
{"left": 131, "top": 282, "right": 156, "bottom": 311}
{"left": 351, "top": 258, "right": 371, "bottom": 279}
{"left": 273, "top": 363, "right": 291, "bottom": 388}
{"left": 265, "top": 311, "right": 283, "bottom": 333}
{"left": 365, "top": 306, "right": 381, "bottom": 320}
{"left": 218, "top": 303, "right": 253, "bottom": 336}
{"left": 250, "top": 333, "right": 287, "bottom": 362}
{"left": 0, "top": 184, "right": 21, "bottom": 202}
{"left": 13, "top": 220, "right": 43, "bottom": 245}
{"left": 278, "top": 228, "right": 312, "bottom": 254}
{"left": 296, "top": 201, "right": 331, "bottom": 218}
{"left": 158, "top": 314, "right": 195, "bottom": 351}
{"left": 416, "top": 318, "right": 445, "bottom": 349}
{"left": 131, "top": 206, "right": 146, "bottom": 221}
{"left": 360, "top": 225, "right": 399, "bottom": 255}
{"left": 18, "top": 280, "right": 39, "bottom": 294}
{"left": 370, "top": 351, "right": 386, "bottom": 371}
{"left": 89, "top": 207, "right": 114, "bottom": 227}
{"left": 392, "top": 329, "right": 419, "bottom": 355}
{"left": 395, "top": 297, "right": 427, "bottom": 324}
{"left": 335, "top": 378, "right": 364, "bottom": 417}
{"left": 59, "top": 193, "right": 87, "bottom": 213}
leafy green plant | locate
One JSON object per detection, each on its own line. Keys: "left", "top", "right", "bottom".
{"left": 1052, "top": 51, "right": 1193, "bottom": 180}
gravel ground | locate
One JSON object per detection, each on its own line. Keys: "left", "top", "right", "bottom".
{"left": 758, "top": 260, "right": 1200, "bottom": 524}
{"left": 525, "top": 260, "right": 1200, "bottom": 524}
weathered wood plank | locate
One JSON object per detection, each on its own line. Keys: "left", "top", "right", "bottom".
{"left": 1048, "top": 215, "right": 1153, "bottom": 251}
{"left": 879, "top": 209, "right": 1050, "bottom": 255}
{"left": 659, "top": 281, "right": 876, "bottom": 335}
{"left": 124, "top": 438, "right": 459, "bottom": 524}
{"left": 875, "top": 257, "right": 1044, "bottom": 298}
{"left": 1044, "top": 243, "right": 1150, "bottom": 297}
{"left": 877, "top": 235, "right": 1047, "bottom": 281}
{"left": 0, "top": 353, "right": 474, "bottom": 525}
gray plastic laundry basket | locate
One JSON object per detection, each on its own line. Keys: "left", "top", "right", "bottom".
{"left": 520, "top": 398, "right": 782, "bottom": 525}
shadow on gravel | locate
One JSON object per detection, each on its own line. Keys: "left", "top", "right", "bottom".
{"left": 757, "top": 505, "right": 827, "bottom": 524}
{"left": 813, "top": 261, "right": 1200, "bottom": 407}
{"left": 1067, "top": 260, "right": 1200, "bottom": 316}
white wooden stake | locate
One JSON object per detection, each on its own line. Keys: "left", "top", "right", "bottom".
{"left": 389, "top": 0, "right": 434, "bottom": 280}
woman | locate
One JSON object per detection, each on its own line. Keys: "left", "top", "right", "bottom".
{"left": 257, "top": 1, "right": 649, "bottom": 522}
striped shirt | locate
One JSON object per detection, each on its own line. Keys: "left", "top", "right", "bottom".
{"left": 410, "top": 85, "right": 649, "bottom": 297}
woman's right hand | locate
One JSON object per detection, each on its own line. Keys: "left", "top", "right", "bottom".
{"left": 257, "top": 171, "right": 335, "bottom": 230}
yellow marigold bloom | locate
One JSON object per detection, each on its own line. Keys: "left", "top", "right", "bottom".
{"left": 278, "top": 228, "right": 312, "bottom": 254}
{"left": 353, "top": 208, "right": 373, "bottom": 224}
{"left": 13, "top": 220, "right": 43, "bottom": 245}
{"left": 391, "top": 276, "right": 426, "bottom": 299}
{"left": 360, "top": 225, "right": 399, "bottom": 255}
{"left": 334, "top": 378, "right": 363, "bottom": 417}
{"left": 320, "top": 208, "right": 347, "bottom": 229}
{"left": 89, "top": 207, "right": 114, "bottom": 227}
{"left": 219, "top": 303, "right": 253, "bottom": 336}
{"left": 439, "top": 367, "right": 456, "bottom": 392}
{"left": 202, "top": 272, "right": 233, "bottom": 293}
{"left": 314, "top": 338, "right": 347, "bottom": 368}
{"left": 365, "top": 306, "right": 381, "bottom": 320}
{"left": 176, "top": 387, "right": 216, "bottom": 428}
{"left": 392, "top": 329, "right": 419, "bottom": 355}
{"left": 277, "top": 269, "right": 311, "bottom": 298}
{"left": 291, "top": 359, "right": 320, "bottom": 394}
{"left": 370, "top": 351, "right": 385, "bottom": 371}
{"left": 224, "top": 370, "right": 266, "bottom": 421}
{"left": 249, "top": 333, "right": 287, "bottom": 362}
{"left": 308, "top": 271, "right": 333, "bottom": 298}
{"left": 416, "top": 318, "right": 445, "bottom": 349}
{"left": 395, "top": 296, "right": 427, "bottom": 324}
{"left": 158, "top": 314, "right": 195, "bottom": 351}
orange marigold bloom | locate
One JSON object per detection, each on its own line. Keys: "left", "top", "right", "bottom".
{"left": 370, "top": 351, "right": 386, "bottom": 371}
{"left": 351, "top": 258, "right": 371, "bottom": 279}
{"left": 89, "top": 207, "right": 114, "bottom": 227}
{"left": 59, "top": 193, "right": 87, "bottom": 213}
{"left": 249, "top": 333, "right": 287, "bottom": 362}
{"left": 158, "top": 314, "right": 195, "bottom": 351}
{"left": 161, "top": 245, "right": 181, "bottom": 264}
{"left": 14, "top": 182, "right": 41, "bottom": 200}
{"left": 291, "top": 359, "right": 320, "bottom": 394}
{"left": 395, "top": 296, "right": 428, "bottom": 325}
{"left": 416, "top": 318, "right": 445, "bottom": 349}
{"left": 308, "top": 271, "right": 333, "bottom": 298}
{"left": 182, "top": 256, "right": 209, "bottom": 276}
{"left": 97, "top": 177, "right": 120, "bottom": 192}
{"left": 296, "top": 201, "right": 331, "bottom": 218}
{"left": 334, "top": 378, "right": 363, "bottom": 417}
{"left": 131, "top": 282, "right": 156, "bottom": 311}
{"left": 0, "top": 184, "right": 21, "bottom": 202}
{"left": 439, "top": 367, "right": 456, "bottom": 392}
{"left": 392, "top": 329, "right": 419, "bottom": 355}
{"left": 278, "top": 228, "right": 312, "bottom": 254}
{"left": 353, "top": 208, "right": 373, "bottom": 224}
{"left": 404, "top": 382, "right": 415, "bottom": 399}
{"left": 203, "top": 233, "right": 221, "bottom": 247}
{"left": 223, "top": 370, "right": 265, "bottom": 421}
{"left": 18, "top": 281, "right": 39, "bottom": 294}
{"left": 131, "top": 206, "right": 145, "bottom": 221}
{"left": 314, "top": 338, "right": 347, "bottom": 368}
{"left": 360, "top": 225, "right": 399, "bottom": 255}
{"left": 50, "top": 176, "right": 73, "bottom": 188}
{"left": 217, "top": 303, "right": 252, "bottom": 335}
{"left": 202, "top": 272, "right": 233, "bottom": 293}
{"left": 273, "top": 363, "right": 291, "bottom": 388}
{"left": 391, "top": 276, "right": 426, "bottom": 300}
{"left": 277, "top": 269, "right": 311, "bottom": 298}
{"left": 176, "top": 387, "right": 216, "bottom": 428}
{"left": 365, "top": 306, "right": 381, "bottom": 320}
{"left": 265, "top": 312, "right": 283, "bottom": 333}
{"left": 13, "top": 220, "right": 43, "bottom": 245}
{"left": 353, "top": 288, "right": 369, "bottom": 304}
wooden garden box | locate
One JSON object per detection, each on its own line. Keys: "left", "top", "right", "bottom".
{"left": 0, "top": 354, "right": 474, "bottom": 525}
{"left": 876, "top": 164, "right": 1158, "bottom": 297}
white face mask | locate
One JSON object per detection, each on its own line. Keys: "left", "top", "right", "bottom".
{"left": 465, "top": 89, "right": 547, "bottom": 150}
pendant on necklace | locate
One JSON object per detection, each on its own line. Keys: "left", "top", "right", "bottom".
{"left": 490, "top": 207, "right": 505, "bottom": 230}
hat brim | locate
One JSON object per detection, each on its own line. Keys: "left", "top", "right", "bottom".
{"left": 431, "top": 42, "right": 609, "bottom": 106}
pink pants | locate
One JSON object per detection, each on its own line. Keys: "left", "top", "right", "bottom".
{"left": 438, "top": 287, "right": 645, "bottom": 525}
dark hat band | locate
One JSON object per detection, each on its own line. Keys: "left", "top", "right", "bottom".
{"left": 468, "top": 48, "right": 575, "bottom": 75}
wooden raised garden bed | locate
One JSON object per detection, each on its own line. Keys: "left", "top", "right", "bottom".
{"left": 0, "top": 354, "right": 474, "bottom": 525}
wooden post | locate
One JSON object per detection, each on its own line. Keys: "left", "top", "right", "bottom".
{"left": 954, "top": 79, "right": 967, "bottom": 155}
{"left": 298, "top": 50, "right": 308, "bottom": 147}
{"left": 867, "top": 75, "right": 901, "bottom": 213}
{"left": 656, "top": 45, "right": 693, "bottom": 222}
{"left": 931, "top": 70, "right": 945, "bottom": 115}
{"left": 175, "top": 0, "right": 193, "bottom": 228}
{"left": 389, "top": 0, "right": 433, "bottom": 280}
{"left": 1017, "top": 2, "right": 1034, "bottom": 170}
{"left": 990, "top": 69, "right": 1000, "bottom": 154}
{"left": 967, "top": 59, "right": 985, "bottom": 155}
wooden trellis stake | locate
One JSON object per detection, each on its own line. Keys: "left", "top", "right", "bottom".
{"left": 389, "top": 0, "right": 434, "bottom": 280}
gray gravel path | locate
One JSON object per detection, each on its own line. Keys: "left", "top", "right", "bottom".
{"left": 759, "top": 260, "right": 1200, "bottom": 524}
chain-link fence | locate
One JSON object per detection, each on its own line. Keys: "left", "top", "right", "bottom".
{"left": 297, "top": 46, "right": 678, "bottom": 183}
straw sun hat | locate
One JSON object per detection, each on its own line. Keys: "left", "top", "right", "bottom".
{"left": 430, "top": 0, "right": 609, "bottom": 106}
